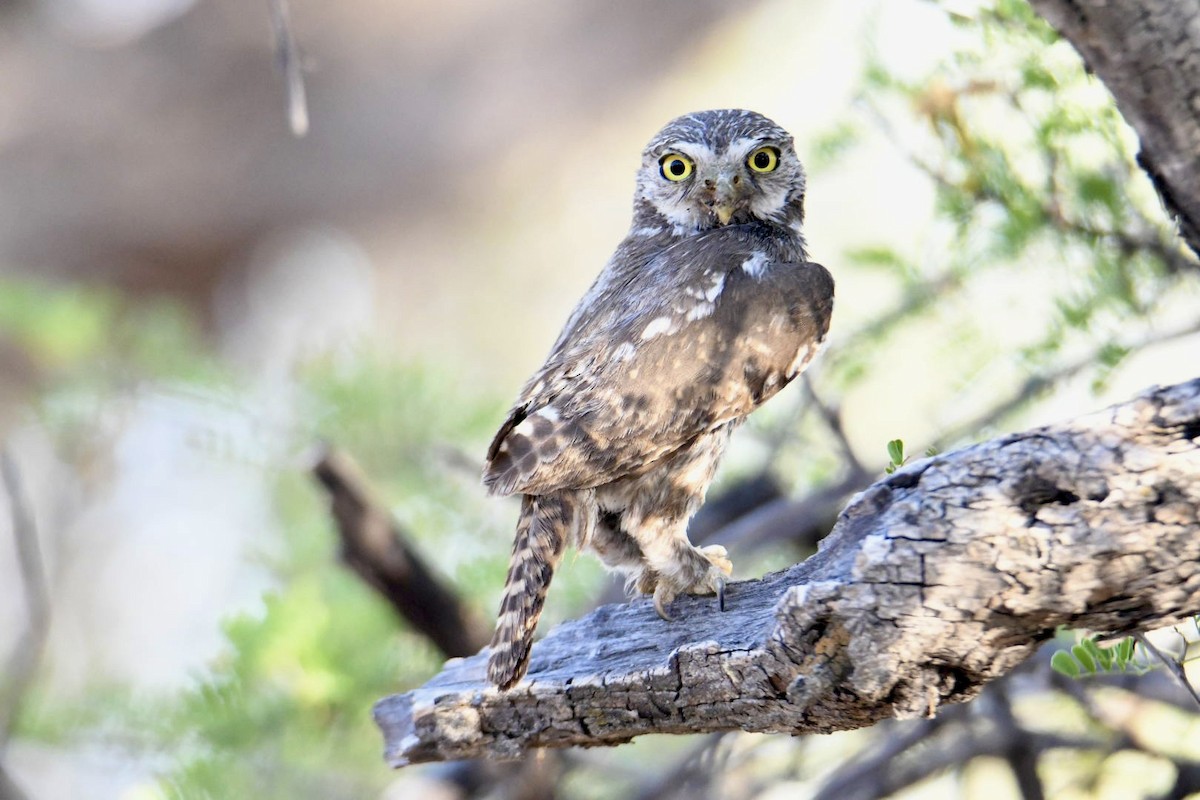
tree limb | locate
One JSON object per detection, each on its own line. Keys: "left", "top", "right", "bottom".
{"left": 374, "top": 378, "right": 1200, "bottom": 765}
{"left": 311, "top": 447, "right": 490, "bottom": 658}
{"left": 0, "top": 450, "right": 50, "bottom": 754}
{"left": 1029, "top": 0, "right": 1200, "bottom": 261}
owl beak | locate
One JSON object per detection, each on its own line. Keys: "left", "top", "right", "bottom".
{"left": 710, "top": 172, "right": 739, "bottom": 225}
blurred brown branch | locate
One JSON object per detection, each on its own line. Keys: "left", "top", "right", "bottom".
{"left": 267, "top": 0, "right": 309, "bottom": 137}
{"left": 0, "top": 450, "right": 49, "bottom": 749}
{"left": 311, "top": 445, "right": 489, "bottom": 658}
{"left": 0, "top": 450, "right": 49, "bottom": 800}
{"left": 312, "top": 445, "right": 567, "bottom": 800}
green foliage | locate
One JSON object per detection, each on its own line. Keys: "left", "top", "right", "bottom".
{"left": 883, "top": 439, "right": 938, "bottom": 474}
{"left": 0, "top": 276, "right": 222, "bottom": 385}
{"left": 885, "top": 438, "right": 906, "bottom": 474}
{"left": 150, "top": 358, "right": 514, "bottom": 798}
{"left": 820, "top": 0, "right": 1199, "bottom": 438}
{"left": 9, "top": 2, "right": 1200, "bottom": 797}
{"left": 808, "top": 120, "right": 862, "bottom": 172}
{"left": 1051, "top": 635, "right": 1144, "bottom": 678}
{"left": 0, "top": 279, "right": 519, "bottom": 797}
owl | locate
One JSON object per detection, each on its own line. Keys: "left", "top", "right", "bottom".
{"left": 484, "top": 109, "right": 834, "bottom": 690}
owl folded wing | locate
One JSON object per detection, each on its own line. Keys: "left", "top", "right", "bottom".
{"left": 484, "top": 244, "right": 832, "bottom": 497}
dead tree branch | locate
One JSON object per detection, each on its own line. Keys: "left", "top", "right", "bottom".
{"left": 313, "top": 446, "right": 570, "bottom": 799}
{"left": 267, "top": 0, "right": 309, "bottom": 137}
{"left": 311, "top": 446, "right": 490, "bottom": 658}
{"left": 0, "top": 449, "right": 50, "bottom": 754}
{"left": 375, "top": 378, "right": 1200, "bottom": 765}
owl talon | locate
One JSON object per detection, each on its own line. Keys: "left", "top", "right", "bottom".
{"left": 716, "top": 576, "right": 726, "bottom": 612}
{"left": 653, "top": 584, "right": 677, "bottom": 621}
{"left": 635, "top": 569, "right": 659, "bottom": 596}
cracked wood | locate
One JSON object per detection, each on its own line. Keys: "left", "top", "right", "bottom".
{"left": 374, "top": 378, "right": 1200, "bottom": 765}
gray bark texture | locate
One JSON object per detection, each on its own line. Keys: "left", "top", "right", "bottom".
{"left": 1029, "top": 0, "right": 1200, "bottom": 260}
{"left": 375, "top": 378, "right": 1200, "bottom": 765}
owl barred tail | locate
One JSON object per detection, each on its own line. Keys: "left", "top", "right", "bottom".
{"left": 488, "top": 492, "right": 575, "bottom": 689}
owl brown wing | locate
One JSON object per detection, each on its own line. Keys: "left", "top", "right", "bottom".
{"left": 484, "top": 232, "right": 833, "bottom": 497}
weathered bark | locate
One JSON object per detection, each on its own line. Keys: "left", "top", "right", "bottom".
{"left": 375, "top": 378, "right": 1200, "bottom": 765}
{"left": 1029, "top": 0, "right": 1200, "bottom": 260}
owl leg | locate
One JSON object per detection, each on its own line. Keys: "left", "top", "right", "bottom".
{"left": 629, "top": 518, "right": 733, "bottom": 621}
{"left": 590, "top": 509, "right": 658, "bottom": 596}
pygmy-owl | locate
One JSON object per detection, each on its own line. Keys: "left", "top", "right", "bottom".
{"left": 484, "top": 109, "right": 834, "bottom": 689}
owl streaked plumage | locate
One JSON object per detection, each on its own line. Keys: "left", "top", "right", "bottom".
{"left": 485, "top": 109, "right": 834, "bottom": 690}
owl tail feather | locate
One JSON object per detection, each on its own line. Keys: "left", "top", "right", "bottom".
{"left": 488, "top": 492, "right": 574, "bottom": 690}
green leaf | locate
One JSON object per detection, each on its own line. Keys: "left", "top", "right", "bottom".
{"left": 1072, "top": 643, "right": 1097, "bottom": 674}
{"left": 1051, "top": 650, "right": 1081, "bottom": 678}
{"left": 1115, "top": 637, "right": 1135, "bottom": 669}
{"left": 847, "top": 246, "right": 912, "bottom": 278}
{"left": 1097, "top": 342, "right": 1130, "bottom": 370}
{"left": 809, "top": 121, "right": 861, "bottom": 171}
{"left": 887, "top": 439, "right": 905, "bottom": 466}
{"left": 1082, "top": 637, "right": 1112, "bottom": 670}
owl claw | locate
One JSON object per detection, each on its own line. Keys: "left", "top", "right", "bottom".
{"left": 716, "top": 576, "right": 726, "bottom": 612}
{"left": 653, "top": 584, "right": 677, "bottom": 621}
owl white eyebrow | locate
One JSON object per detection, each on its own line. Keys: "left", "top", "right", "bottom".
{"left": 659, "top": 142, "right": 716, "bottom": 162}
{"left": 726, "top": 136, "right": 781, "bottom": 159}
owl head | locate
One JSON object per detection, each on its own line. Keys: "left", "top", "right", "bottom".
{"left": 632, "top": 109, "right": 807, "bottom": 234}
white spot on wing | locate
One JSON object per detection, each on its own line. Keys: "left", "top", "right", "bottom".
{"left": 683, "top": 273, "right": 725, "bottom": 307}
{"left": 640, "top": 316, "right": 676, "bottom": 340}
{"left": 704, "top": 274, "right": 725, "bottom": 301}
{"left": 787, "top": 338, "right": 827, "bottom": 378}
{"left": 741, "top": 251, "right": 771, "bottom": 278}
{"left": 534, "top": 406, "right": 561, "bottom": 422}
{"left": 612, "top": 342, "right": 637, "bottom": 361}
{"left": 632, "top": 226, "right": 662, "bottom": 237}
{"left": 686, "top": 302, "right": 714, "bottom": 321}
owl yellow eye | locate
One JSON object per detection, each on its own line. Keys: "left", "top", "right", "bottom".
{"left": 659, "top": 153, "right": 694, "bottom": 182}
{"left": 748, "top": 146, "right": 779, "bottom": 173}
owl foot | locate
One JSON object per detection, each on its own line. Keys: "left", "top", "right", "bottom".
{"left": 652, "top": 545, "right": 733, "bottom": 621}
{"left": 634, "top": 568, "right": 659, "bottom": 596}
{"left": 697, "top": 545, "right": 733, "bottom": 613}
{"left": 697, "top": 545, "right": 733, "bottom": 577}
{"left": 653, "top": 583, "right": 677, "bottom": 622}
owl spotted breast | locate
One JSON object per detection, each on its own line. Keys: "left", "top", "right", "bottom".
{"left": 485, "top": 109, "right": 834, "bottom": 690}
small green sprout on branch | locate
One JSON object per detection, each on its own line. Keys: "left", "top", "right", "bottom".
{"left": 885, "top": 439, "right": 906, "bottom": 474}
{"left": 884, "top": 439, "right": 938, "bottom": 474}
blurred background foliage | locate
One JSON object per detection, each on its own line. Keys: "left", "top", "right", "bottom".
{"left": 1, "top": 0, "right": 1198, "bottom": 798}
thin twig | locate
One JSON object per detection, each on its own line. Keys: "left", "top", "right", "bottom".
{"left": 860, "top": 91, "right": 1198, "bottom": 275}
{"left": 268, "top": 0, "right": 309, "bottom": 137}
{"left": 0, "top": 763, "right": 30, "bottom": 800}
{"left": 630, "top": 733, "right": 728, "bottom": 800}
{"left": 814, "top": 714, "right": 952, "bottom": 800}
{"left": 1134, "top": 632, "right": 1200, "bottom": 709}
{"left": 934, "top": 315, "right": 1200, "bottom": 450}
{"left": 801, "top": 376, "right": 866, "bottom": 477}
{"left": 992, "top": 682, "right": 1045, "bottom": 800}
{"left": 0, "top": 449, "right": 50, "bottom": 754}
